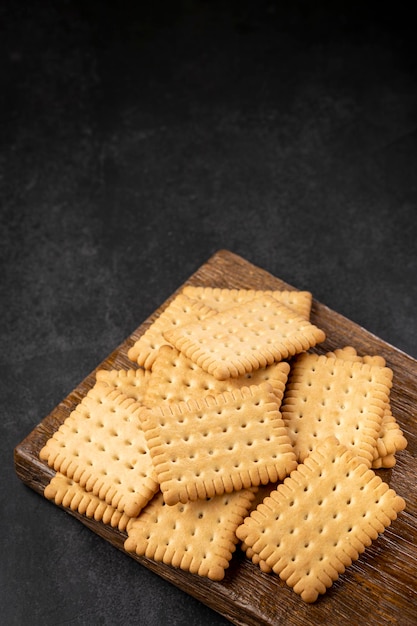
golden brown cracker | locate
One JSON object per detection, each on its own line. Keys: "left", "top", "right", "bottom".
{"left": 139, "top": 382, "right": 297, "bottom": 506}
{"left": 182, "top": 286, "right": 312, "bottom": 319}
{"left": 44, "top": 472, "right": 131, "bottom": 531}
{"left": 144, "top": 345, "right": 290, "bottom": 407}
{"left": 164, "top": 295, "right": 325, "bottom": 380}
{"left": 325, "top": 347, "right": 407, "bottom": 466}
{"left": 125, "top": 488, "right": 257, "bottom": 580}
{"left": 127, "top": 293, "right": 215, "bottom": 369}
{"left": 39, "top": 383, "right": 159, "bottom": 517}
{"left": 282, "top": 352, "right": 393, "bottom": 467}
{"left": 236, "top": 437, "right": 405, "bottom": 602}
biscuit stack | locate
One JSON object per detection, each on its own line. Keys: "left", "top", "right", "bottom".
{"left": 39, "top": 287, "right": 407, "bottom": 603}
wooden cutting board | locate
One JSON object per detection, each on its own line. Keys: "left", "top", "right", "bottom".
{"left": 14, "top": 249, "right": 417, "bottom": 626}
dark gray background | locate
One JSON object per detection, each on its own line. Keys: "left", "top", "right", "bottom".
{"left": 1, "top": 1, "right": 416, "bottom": 624}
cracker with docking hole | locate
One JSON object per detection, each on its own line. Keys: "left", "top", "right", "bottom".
{"left": 127, "top": 293, "right": 216, "bottom": 369}
{"left": 144, "top": 345, "right": 290, "bottom": 407}
{"left": 163, "top": 295, "right": 326, "bottom": 381}
{"left": 325, "top": 347, "right": 407, "bottom": 467}
{"left": 44, "top": 472, "right": 131, "bottom": 531}
{"left": 124, "top": 488, "right": 257, "bottom": 581}
{"left": 181, "top": 286, "right": 313, "bottom": 319}
{"left": 96, "top": 368, "right": 152, "bottom": 403}
{"left": 39, "top": 383, "right": 159, "bottom": 518}
{"left": 139, "top": 382, "right": 297, "bottom": 506}
{"left": 236, "top": 436, "right": 406, "bottom": 602}
{"left": 281, "top": 352, "right": 393, "bottom": 467}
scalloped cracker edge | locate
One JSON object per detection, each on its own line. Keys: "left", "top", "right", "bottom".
{"left": 44, "top": 472, "right": 132, "bottom": 531}
{"left": 96, "top": 367, "right": 152, "bottom": 403}
{"left": 182, "top": 286, "right": 312, "bottom": 319}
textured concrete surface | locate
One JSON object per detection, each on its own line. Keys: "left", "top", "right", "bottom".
{"left": 1, "top": 2, "right": 416, "bottom": 624}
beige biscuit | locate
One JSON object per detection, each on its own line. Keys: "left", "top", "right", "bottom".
{"left": 144, "top": 345, "right": 290, "bottom": 407}
{"left": 125, "top": 488, "right": 257, "bottom": 580}
{"left": 164, "top": 295, "right": 325, "bottom": 381}
{"left": 182, "top": 286, "right": 313, "bottom": 319}
{"left": 282, "top": 352, "right": 393, "bottom": 467}
{"left": 39, "top": 383, "right": 159, "bottom": 517}
{"left": 325, "top": 346, "right": 363, "bottom": 362}
{"left": 139, "top": 382, "right": 297, "bottom": 506}
{"left": 325, "top": 347, "right": 407, "bottom": 466}
{"left": 236, "top": 436, "right": 406, "bottom": 602}
{"left": 44, "top": 472, "right": 131, "bottom": 531}
{"left": 96, "top": 368, "right": 152, "bottom": 403}
{"left": 127, "top": 294, "right": 215, "bottom": 369}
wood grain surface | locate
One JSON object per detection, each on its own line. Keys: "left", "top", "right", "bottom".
{"left": 14, "top": 249, "right": 417, "bottom": 626}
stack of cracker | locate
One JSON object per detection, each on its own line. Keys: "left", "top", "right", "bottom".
{"left": 39, "top": 287, "right": 407, "bottom": 603}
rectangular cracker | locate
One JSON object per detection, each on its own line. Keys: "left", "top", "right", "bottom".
{"left": 44, "top": 472, "right": 131, "bottom": 531}
{"left": 325, "top": 347, "right": 407, "bottom": 467}
{"left": 181, "top": 286, "right": 313, "bottom": 319}
{"left": 236, "top": 436, "right": 406, "bottom": 602}
{"left": 127, "top": 293, "right": 215, "bottom": 369}
{"left": 125, "top": 488, "right": 257, "bottom": 581}
{"left": 39, "top": 383, "right": 159, "bottom": 517}
{"left": 164, "top": 295, "right": 326, "bottom": 380}
{"left": 138, "top": 382, "right": 297, "bottom": 506}
{"left": 281, "top": 352, "right": 393, "bottom": 467}
{"left": 144, "top": 345, "right": 290, "bottom": 407}
{"left": 95, "top": 368, "right": 152, "bottom": 403}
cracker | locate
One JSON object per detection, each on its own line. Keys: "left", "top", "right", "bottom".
{"left": 39, "top": 383, "right": 159, "bottom": 517}
{"left": 325, "top": 347, "right": 407, "bottom": 466}
{"left": 144, "top": 345, "right": 290, "bottom": 407}
{"left": 44, "top": 472, "right": 131, "bottom": 531}
{"left": 281, "top": 352, "right": 393, "bottom": 467}
{"left": 96, "top": 368, "right": 151, "bottom": 403}
{"left": 182, "top": 286, "right": 313, "bottom": 319}
{"left": 164, "top": 295, "right": 326, "bottom": 381}
{"left": 127, "top": 294, "right": 215, "bottom": 369}
{"left": 139, "top": 382, "right": 297, "bottom": 506}
{"left": 125, "top": 488, "right": 257, "bottom": 580}
{"left": 236, "top": 436, "right": 406, "bottom": 602}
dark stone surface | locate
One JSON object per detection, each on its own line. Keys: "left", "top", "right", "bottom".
{"left": 1, "top": 1, "right": 416, "bottom": 624}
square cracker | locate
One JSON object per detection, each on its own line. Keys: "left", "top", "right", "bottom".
{"left": 127, "top": 293, "right": 215, "bottom": 369}
{"left": 236, "top": 436, "right": 406, "bottom": 602}
{"left": 44, "top": 472, "right": 131, "bottom": 531}
{"left": 144, "top": 345, "right": 290, "bottom": 407}
{"left": 325, "top": 347, "right": 407, "bottom": 466}
{"left": 139, "top": 382, "right": 297, "bottom": 506}
{"left": 96, "top": 368, "right": 151, "bottom": 403}
{"left": 125, "top": 488, "right": 257, "bottom": 581}
{"left": 164, "top": 295, "right": 326, "bottom": 381}
{"left": 181, "top": 286, "right": 313, "bottom": 320}
{"left": 39, "top": 383, "right": 159, "bottom": 517}
{"left": 281, "top": 352, "right": 393, "bottom": 467}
